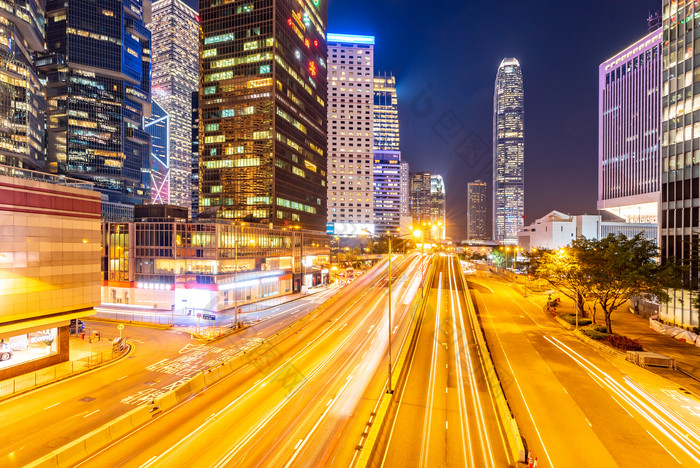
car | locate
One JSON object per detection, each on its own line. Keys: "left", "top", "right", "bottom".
{"left": 70, "top": 319, "right": 85, "bottom": 334}
{"left": 0, "top": 343, "right": 12, "bottom": 361}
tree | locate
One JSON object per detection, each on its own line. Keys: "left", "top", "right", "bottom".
{"left": 585, "top": 234, "right": 680, "bottom": 334}
{"left": 534, "top": 244, "right": 591, "bottom": 322}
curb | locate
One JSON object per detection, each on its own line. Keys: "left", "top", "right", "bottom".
{"left": 88, "top": 317, "right": 174, "bottom": 330}
{"left": 547, "top": 309, "right": 628, "bottom": 361}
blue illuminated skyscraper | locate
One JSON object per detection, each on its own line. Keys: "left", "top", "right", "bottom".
{"left": 493, "top": 58, "right": 524, "bottom": 244}
{"left": 144, "top": 100, "right": 171, "bottom": 205}
{"left": 41, "top": 0, "right": 152, "bottom": 219}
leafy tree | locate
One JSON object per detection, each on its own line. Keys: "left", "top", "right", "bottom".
{"left": 534, "top": 243, "right": 591, "bottom": 322}
{"left": 584, "top": 234, "right": 680, "bottom": 334}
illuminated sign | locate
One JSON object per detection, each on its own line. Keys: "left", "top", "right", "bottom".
{"left": 327, "top": 33, "right": 375, "bottom": 45}
{"left": 328, "top": 223, "right": 375, "bottom": 237}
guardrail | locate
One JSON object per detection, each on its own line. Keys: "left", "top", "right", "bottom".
{"left": 459, "top": 260, "right": 526, "bottom": 464}
{"left": 0, "top": 343, "right": 131, "bottom": 401}
{"left": 27, "top": 259, "right": 394, "bottom": 468}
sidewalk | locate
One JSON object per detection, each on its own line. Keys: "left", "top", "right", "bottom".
{"left": 548, "top": 296, "right": 700, "bottom": 394}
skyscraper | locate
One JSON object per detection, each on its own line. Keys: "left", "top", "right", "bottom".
{"left": 430, "top": 174, "right": 446, "bottom": 240}
{"left": 373, "top": 150, "right": 401, "bottom": 236}
{"left": 327, "top": 33, "right": 374, "bottom": 233}
{"left": 400, "top": 160, "right": 410, "bottom": 217}
{"left": 148, "top": 0, "right": 199, "bottom": 210}
{"left": 374, "top": 72, "right": 399, "bottom": 151}
{"left": 0, "top": 0, "right": 45, "bottom": 171}
{"left": 42, "top": 0, "right": 152, "bottom": 219}
{"left": 493, "top": 58, "right": 524, "bottom": 244}
{"left": 661, "top": 1, "right": 700, "bottom": 328}
{"left": 467, "top": 180, "right": 488, "bottom": 240}
{"left": 410, "top": 171, "right": 445, "bottom": 240}
{"left": 199, "top": 1, "right": 328, "bottom": 231}
{"left": 191, "top": 91, "right": 199, "bottom": 218}
{"left": 144, "top": 100, "right": 171, "bottom": 205}
{"left": 410, "top": 171, "right": 431, "bottom": 227}
{"left": 598, "top": 28, "right": 661, "bottom": 227}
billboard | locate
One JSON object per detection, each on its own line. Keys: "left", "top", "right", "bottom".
{"left": 327, "top": 223, "right": 375, "bottom": 237}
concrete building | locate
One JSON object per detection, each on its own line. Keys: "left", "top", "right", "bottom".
{"left": 0, "top": 168, "right": 101, "bottom": 380}
{"left": 598, "top": 27, "right": 662, "bottom": 225}
{"left": 400, "top": 161, "right": 410, "bottom": 217}
{"left": 148, "top": 0, "right": 199, "bottom": 210}
{"left": 517, "top": 210, "right": 657, "bottom": 251}
{"left": 493, "top": 58, "right": 525, "bottom": 244}
{"left": 102, "top": 206, "right": 330, "bottom": 312}
{"left": 327, "top": 34, "right": 375, "bottom": 234}
{"left": 467, "top": 180, "right": 488, "bottom": 240}
{"left": 372, "top": 150, "right": 401, "bottom": 236}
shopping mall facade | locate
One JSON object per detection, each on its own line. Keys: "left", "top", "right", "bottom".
{"left": 102, "top": 206, "right": 330, "bottom": 313}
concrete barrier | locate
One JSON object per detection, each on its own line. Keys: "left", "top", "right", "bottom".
{"left": 107, "top": 414, "right": 134, "bottom": 440}
{"left": 54, "top": 440, "right": 89, "bottom": 468}
{"left": 84, "top": 427, "right": 111, "bottom": 454}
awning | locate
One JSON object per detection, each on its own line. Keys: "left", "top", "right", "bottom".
{"left": 0, "top": 309, "right": 96, "bottom": 341}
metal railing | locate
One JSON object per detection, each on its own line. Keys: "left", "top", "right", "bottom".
{"left": 0, "top": 164, "right": 94, "bottom": 189}
{"left": 0, "top": 343, "right": 130, "bottom": 399}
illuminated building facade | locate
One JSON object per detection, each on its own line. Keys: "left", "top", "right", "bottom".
{"left": 144, "top": 100, "right": 171, "bottom": 204}
{"left": 373, "top": 150, "right": 401, "bottom": 235}
{"left": 102, "top": 206, "right": 330, "bottom": 311}
{"left": 400, "top": 160, "right": 410, "bottom": 216}
{"left": 598, "top": 28, "right": 661, "bottom": 227}
{"left": 493, "top": 58, "right": 524, "bottom": 244}
{"left": 149, "top": 0, "right": 199, "bottom": 210}
{"left": 410, "top": 171, "right": 445, "bottom": 239}
{"left": 198, "top": 0, "right": 328, "bottom": 231}
{"left": 42, "top": 0, "right": 152, "bottom": 219}
{"left": 0, "top": 0, "right": 45, "bottom": 171}
{"left": 660, "top": 1, "right": 700, "bottom": 328}
{"left": 191, "top": 91, "right": 199, "bottom": 218}
{"left": 0, "top": 168, "right": 100, "bottom": 380}
{"left": 373, "top": 72, "right": 399, "bottom": 151}
{"left": 327, "top": 33, "right": 374, "bottom": 233}
{"left": 467, "top": 180, "right": 488, "bottom": 240}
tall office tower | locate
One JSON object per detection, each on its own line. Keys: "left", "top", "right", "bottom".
{"left": 598, "top": 28, "right": 661, "bottom": 228}
{"left": 148, "top": 0, "right": 199, "bottom": 209}
{"left": 493, "top": 58, "right": 524, "bottom": 244}
{"left": 191, "top": 91, "right": 199, "bottom": 218}
{"left": 327, "top": 33, "right": 374, "bottom": 234}
{"left": 410, "top": 171, "right": 431, "bottom": 226}
{"left": 373, "top": 72, "right": 399, "bottom": 151}
{"left": 144, "top": 100, "right": 171, "bottom": 204}
{"left": 373, "top": 150, "right": 401, "bottom": 235}
{"left": 400, "top": 160, "right": 410, "bottom": 216}
{"left": 430, "top": 174, "right": 446, "bottom": 240}
{"left": 199, "top": 1, "right": 328, "bottom": 231}
{"left": 42, "top": 0, "right": 152, "bottom": 219}
{"left": 661, "top": 2, "right": 700, "bottom": 327}
{"left": 467, "top": 180, "right": 488, "bottom": 240}
{"left": 0, "top": 1, "right": 46, "bottom": 170}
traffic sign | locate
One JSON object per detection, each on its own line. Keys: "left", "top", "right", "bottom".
{"left": 197, "top": 313, "right": 202, "bottom": 319}
{"left": 117, "top": 324, "right": 124, "bottom": 330}
{"left": 202, "top": 314, "right": 216, "bottom": 321}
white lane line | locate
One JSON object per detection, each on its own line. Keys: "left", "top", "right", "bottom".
{"left": 117, "top": 375, "right": 129, "bottom": 381}
{"left": 646, "top": 430, "right": 682, "bottom": 465}
{"left": 44, "top": 402, "right": 60, "bottom": 410}
{"left": 83, "top": 410, "right": 100, "bottom": 418}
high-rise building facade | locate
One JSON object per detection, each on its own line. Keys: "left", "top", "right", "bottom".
{"left": 0, "top": 0, "right": 46, "bottom": 171}
{"left": 374, "top": 72, "right": 399, "bottom": 151}
{"left": 148, "top": 0, "right": 199, "bottom": 210}
{"left": 410, "top": 171, "right": 431, "bottom": 226}
{"left": 493, "top": 58, "right": 524, "bottom": 244}
{"left": 400, "top": 160, "right": 410, "bottom": 216}
{"left": 191, "top": 91, "right": 199, "bottom": 218}
{"left": 327, "top": 33, "right": 374, "bottom": 232}
{"left": 42, "top": 0, "right": 152, "bottom": 219}
{"left": 598, "top": 28, "right": 661, "bottom": 226}
{"left": 144, "top": 100, "right": 171, "bottom": 204}
{"left": 410, "top": 171, "right": 445, "bottom": 239}
{"left": 199, "top": 0, "right": 328, "bottom": 231}
{"left": 430, "top": 174, "right": 446, "bottom": 240}
{"left": 373, "top": 150, "right": 401, "bottom": 236}
{"left": 467, "top": 180, "right": 488, "bottom": 240}
{"left": 661, "top": 1, "right": 700, "bottom": 328}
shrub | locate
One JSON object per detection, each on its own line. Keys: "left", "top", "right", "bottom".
{"left": 591, "top": 324, "right": 608, "bottom": 333}
{"left": 582, "top": 327, "right": 607, "bottom": 340}
{"left": 559, "top": 314, "right": 592, "bottom": 327}
{"left": 605, "top": 334, "right": 643, "bottom": 352}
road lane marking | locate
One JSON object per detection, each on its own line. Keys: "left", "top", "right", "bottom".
{"left": 44, "top": 402, "right": 60, "bottom": 410}
{"left": 83, "top": 410, "right": 100, "bottom": 418}
{"left": 117, "top": 375, "right": 129, "bottom": 381}
{"left": 646, "top": 430, "right": 682, "bottom": 464}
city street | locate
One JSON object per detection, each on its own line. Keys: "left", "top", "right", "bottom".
{"left": 382, "top": 255, "right": 509, "bottom": 468}
{"left": 470, "top": 269, "right": 700, "bottom": 467}
{"left": 1, "top": 285, "right": 339, "bottom": 467}
{"left": 61, "top": 254, "right": 428, "bottom": 467}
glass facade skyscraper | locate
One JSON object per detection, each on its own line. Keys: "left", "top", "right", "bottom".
{"left": 0, "top": 0, "right": 46, "bottom": 171}
{"left": 598, "top": 28, "right": 661, "bottom": 225}
{"left": 149, "top": 0, "right": 199, "bottom": 210}
{"left": 467, "top": 180, "right": 488, "bottom": 240}
{"left": 42, "top": 0, "right": 152, "bottom": 218}
{"left": 410, "top": 171, "right": 445, "bottom": 240}
{"left": 373, "top": 150, "right": 401, "bottom": 236}
{"left": 199, "top": 0, "right": 328, "bottom": 231}
{"left": 373, "top": 72, "right": 399, "bottom": 151}
{"left": 493, "top": 58, "right": 524, "bottom": 244}
{"left": 144, "top": 100, "right": 171, "bottom": 205}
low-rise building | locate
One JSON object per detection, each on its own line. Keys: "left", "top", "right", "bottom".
{"left": 517, "top": 210, "right": 657, "bottom": 250}
{"left": 102, "top": 206, "right": 330, "bottom": 314}
{"left": 0, "top": 168, "right": 101, "bottom": 380}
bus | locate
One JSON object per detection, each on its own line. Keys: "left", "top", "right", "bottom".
{"left": 346, "top": 267, "right": 355, "bottom": 280}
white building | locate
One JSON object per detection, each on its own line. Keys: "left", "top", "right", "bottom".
{"left": 327, "top": 34, "right": 375, "bottom": 235}
{"left": 517, "top": 210, "right": 657, "bottom": 250}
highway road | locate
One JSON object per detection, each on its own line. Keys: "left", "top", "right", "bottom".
{"left": 470, "top": 269, "right": 700, "bottom": 467}
{"left": 2, "top": 286, "right": 341, "bottom": 467}
{"left": 69, "top": 253, "right": 430, "bottom": 467}
{"left": 381, "top": 255, "right": 509, "bottom": 468}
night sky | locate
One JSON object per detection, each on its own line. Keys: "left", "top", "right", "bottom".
{"left": 185, "top": 0, "right": 660, "bottom": 239}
